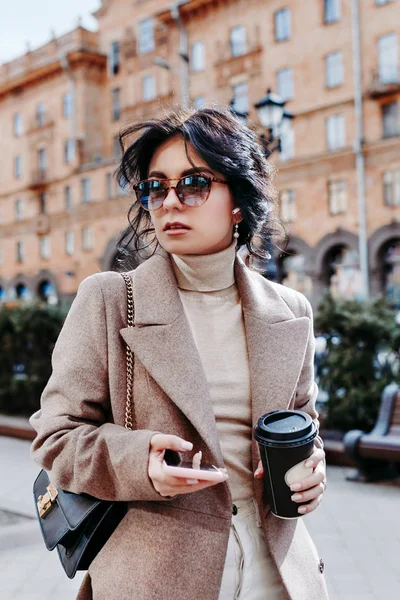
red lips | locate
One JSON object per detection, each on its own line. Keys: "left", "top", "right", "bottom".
{"left": 163, "top": 221, "right": 191, "bottom": 231}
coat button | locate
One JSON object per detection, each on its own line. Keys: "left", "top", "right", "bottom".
{"left": 232, "top": 504, "right": 238, "bottom": 515}
{"left": 319, "top": 559, "right": 324, "bottom": 573}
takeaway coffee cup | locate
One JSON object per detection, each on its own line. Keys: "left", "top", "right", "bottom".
{"left": 254, "top": 410, "right": 318, "bottom": 519}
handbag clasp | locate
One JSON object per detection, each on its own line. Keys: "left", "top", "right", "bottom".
{"left": 37, "top": 483, "right": 58, "bottom": 518}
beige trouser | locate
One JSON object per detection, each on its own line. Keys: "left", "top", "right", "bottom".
{"left": 219, "top": 499, "right": 287, "bottom": 600}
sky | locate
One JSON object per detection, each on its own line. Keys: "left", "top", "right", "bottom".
{"left": 1, "top": 0, "right": 101, "bottom": 64}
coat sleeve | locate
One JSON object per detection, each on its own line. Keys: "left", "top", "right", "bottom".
{"left": 29, "top": 274, "right": 165, "bottom": 502}
{"left": 293, "top": 297, "right": 324, "bottom": 451}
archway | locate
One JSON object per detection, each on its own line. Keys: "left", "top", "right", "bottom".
{"left": 369, "top": 223, "right": 400, "bottom": 300}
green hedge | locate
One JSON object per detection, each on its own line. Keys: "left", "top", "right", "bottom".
{"left": 314, "top": 294, "right": 400, "bottom": 433}
{"left": 0, "top": 304, "right": 66, "bottom": 416}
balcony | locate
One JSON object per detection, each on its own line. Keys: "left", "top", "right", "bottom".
{"left": 214, "top": 38, "right": 262, "bottom": 87}
{"left": 120, "top": 23, "right": 170, "bottom": 72}
{"left": 28, "top": 169, "right": 50, "bottom": 191}
{"left": 367, "top": 68, "right": 400, "bottom": 98}
{"left": 0, "top": 28, "right": 99, "bottom": 86}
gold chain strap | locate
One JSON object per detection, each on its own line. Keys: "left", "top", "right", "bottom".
{"left": 121, "top": 273, "right": 135, "bottom": 430}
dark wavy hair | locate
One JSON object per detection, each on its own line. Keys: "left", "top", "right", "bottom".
{"left": 115, "top": 104, "right": 286, "bottom": 267}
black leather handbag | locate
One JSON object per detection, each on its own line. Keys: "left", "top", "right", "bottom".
{"left": 33, "top": 273, "right": 135, "bottom": 579}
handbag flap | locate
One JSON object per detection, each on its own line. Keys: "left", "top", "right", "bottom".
{"left": 33, "top": 469, "right": 105, "bottom": 550}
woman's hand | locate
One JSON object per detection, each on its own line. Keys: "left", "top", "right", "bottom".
{"left": 148, "top": 433, "right": 228, "bottom": 498}
{"left": 254, "top": 446, "right": 327, "bottom": 515}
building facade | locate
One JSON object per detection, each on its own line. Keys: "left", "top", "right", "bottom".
{"left": 0, "top": 0, "right": 399, "bottom": 309}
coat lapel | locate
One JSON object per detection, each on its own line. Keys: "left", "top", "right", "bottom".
{"left": 120, "top": 252, "right": 224, "bottom": 465}
{"left": 235, "top": 259, "right": 311, "bottom": 435}
{"left": 120, "top": 251, "right": 311, "bottom": 468}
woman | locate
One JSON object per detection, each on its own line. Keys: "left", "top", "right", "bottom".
{"left": 30, "top": 106, "right": 328, "bottom": 600}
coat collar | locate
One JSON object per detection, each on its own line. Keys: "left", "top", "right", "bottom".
{"left": 120, "top": 251, "right": 311, "bottom": 466}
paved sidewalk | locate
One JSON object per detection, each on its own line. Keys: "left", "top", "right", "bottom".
{"left": 0, "top": 436, "right": 399, "bottom": 599}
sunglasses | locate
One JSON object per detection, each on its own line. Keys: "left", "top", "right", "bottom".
{"left": 133, "top": 174, "right": 229, "bottom": 211}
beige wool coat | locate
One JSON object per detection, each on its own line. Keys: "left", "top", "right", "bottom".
{"left": 30, "top": 250, "right": 329, "bottom": 600}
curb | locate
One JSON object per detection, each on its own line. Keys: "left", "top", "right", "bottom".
{"left": 0, "top": 415, "right": 35, "bottom": 441}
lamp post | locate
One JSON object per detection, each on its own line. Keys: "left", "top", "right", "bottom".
{"left": 254, "top": 88, "right": 294, "bottom": 158}
{"left": 253, "top": 89, "right": 295, "bottom": 280}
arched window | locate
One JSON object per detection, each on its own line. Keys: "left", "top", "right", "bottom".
{"left": 0, "top": 286, "right": 4, "bottom": 302}
{"left": 16, "top": 283, "right": 31, "bottom": 301}
{"left": 281, "top": 253, "right": 313, "bottom": 300}
{"left": 325, "top": 246, "right": 362, "bottom": 300}
{"left": 383, "top": 240, "right": 400, "bottom": 308}
{"left": 38, "top": 280, "right": 58, "bottom": 305}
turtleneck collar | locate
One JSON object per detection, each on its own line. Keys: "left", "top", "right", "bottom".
{"left": 171, "top": 239, "right": 237, "bottom": 292}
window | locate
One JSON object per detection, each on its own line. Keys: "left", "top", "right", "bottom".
{"left": 383, "top": 170, "right": 400, "bottom": 206}
{"left": 63, "top": 92, "right": 73, "bottom": 118}
{"left": 82, "top": 226, "right": 94, "bottom": 251}
{"left": 230, "top": 26, "right": 246, "bottom": 57}
{"left": 275, "top": 8, "right": 291, "bottom": 42}
{"left": 16, "top": 241, "right": 23, "bottom": 263}
{"left": 109, "top": 41, "right": 120, "bottom": 76}
{"left": 81, "top": 178, "right": 91, "bottom": 204}
{"left": 106, "top": 173, "right": 113, "bottom": 199}
{"left": 39, "top": 192, "right": 47, "bottom": 214}
{"left": 280, "top": 190, "right": 296, "bottom": 222}
{"left": 15, "top": 156, "right": 22, "bottom": 179}
{"left": 38, "top": 148, "right": 47, "bottom": 173}
{"left": 326, "top": 114, "right": 346, "bottom": 150}
{"left": 277, "top": 67, "right": 294, "bottom": 101}
{"left": 39, "top": 235, "right": 50, "bottom": 260}
{"left": 64, "top": 139, "right": 75, "bottom": 163}
{"left": 14, "top": 113, "right": 23, "bottom": 136}
{"left": 138, "top": 18, "right": 154, "bottom": 54}
{"left": 143, "top": 75, "right": 156, "bottom": 102}
{"left": 37, "top": 103, "right": 46, "bottom": 127}
{"left": 378, "top": 33, "right": 398, "bottom": 83}
{"left": 193, "top": 96, "right": 206, "bottom": 109}
{"left": 326, "top": 52, "right": 344, "bottom": 88}
{"left": 376, "top": 0, "right": 392, "bottom": 5}
{"left": 113, "top": 135, "right": 121, "bottom": 158}
{"left": 65, "top": 231, "right": 74, "bottom": 256}
{"left": 65, "top": 186, "right": 72, "bottom": 211}
{"left": 112, "top": 88, "right": 121, "bottom": 121}
{"left": 15, "top": 199, "right": 23, "bottom": 222}
{"left": 324, "top": 0, "right": 341, "bottom": 24}
{"left": 329, "top": 180, "right": 347, "bottom": 214}
{"left": 191, "top": 42, "right": 205, "bottom": 72}
{"left": 232, "top": 83, "right": 248, "bottom": 114}
{"left": 280, "top": 117, "right": 295, "bottom": 161}
{"left": 382, "top": 102, "right": 399, "bottom": 137}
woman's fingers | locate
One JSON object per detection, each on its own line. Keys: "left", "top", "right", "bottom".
{"left": 150, "top": 433, "right": 193, "bottom": 454}
{"left": 289, "top": 459, "right": 326, "bottom": 492}
{"left": 297, "top": 495, "right": 322, "bottom": 515}
{"left": 291, "top": 481, "right": 325, "bottom": 504}
{"left": 303, "top": 447, "right": 326, "bottom": 470}
{"left": 254, "top": 460, "right": 264, "bottom": 479}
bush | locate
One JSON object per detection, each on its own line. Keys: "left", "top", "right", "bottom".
{"left": 314, "top": 294, "right": 400, "bottom": 433}
{"left": 0, "top": 304, "right": 66, "bottom": 416}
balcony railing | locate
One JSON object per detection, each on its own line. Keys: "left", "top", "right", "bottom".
{"left": 28, "top": 114, "right": 54, "bottom": 133}
{"left": 29, "top": 169, "right": 49, "bottom": 190}
{"left": 367, "top": 68, "right": 400, "bottom": 98}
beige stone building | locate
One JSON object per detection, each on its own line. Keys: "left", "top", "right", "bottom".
{"left": 0, "top": 0, "right": 399, "bottom": 309}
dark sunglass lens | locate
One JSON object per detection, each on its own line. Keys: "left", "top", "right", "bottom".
{"left": 136, "top": 180, "right": 165, "bottom": 210}
{"left": 180, "top": 175, "right": 210, "bottom": 206}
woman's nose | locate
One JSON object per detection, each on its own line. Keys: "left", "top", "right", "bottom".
{"left": 162, "top": 187, "right": 184, "bottom": 211}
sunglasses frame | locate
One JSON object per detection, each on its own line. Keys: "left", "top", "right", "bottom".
{"left": 133, "top": 174, "right": 229, "bottom": 211}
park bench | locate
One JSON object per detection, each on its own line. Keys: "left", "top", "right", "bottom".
{"left": 343, "top": 383, "right": 400, "bottom": 482}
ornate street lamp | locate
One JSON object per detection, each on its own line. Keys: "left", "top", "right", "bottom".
{"left": 254, "top": 89, "right": 294, "bottom": 158}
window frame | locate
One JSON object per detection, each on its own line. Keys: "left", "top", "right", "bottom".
{"left": 15, "top": 156, "right": 22, "bottom": 179}
{"left": 277, "top": 67, "right": 294, "bottom": 101}
{"left": 328, "top": 179, "right": 347, "bottom": 215}
{"left": 142, "top": 75, "right": 156, "bottom": 102}
{"left": 138, "top": 18, "right": 155, "bottom": 55}
{"left": 326, "top": 51, "right": 344, "bottom": 88}
{"left": 39, "top": 235, "right": 51, "bottom": 260}
{"left": 82, "top": 226, "right": 94, "bottom": 252}
{"left": 232, "top": 82, "right": 249, "bottom": 114}
{"left": 13, "top": 113, "right": 23, "bottom": 137}
{"left": 191, "top": 42, "right": 206, "bottom": 72}
{"left": 326, "top": 114, "right": 346, "bottom": 151}
{"left": 275, "top": 8, "right": 291, "bottom": 42}
{"left": 383, "top": 170, "right": 400, "bottom": 206}
{"left": 230, "top": 25, "right": 246, "bottom": 58}
{"left": 324, "top": 0, "right": 341, "bottom": 24}
{"left": 109, "top": 41, "right": 120, "bottom": 76}
{"left": 382, "top": 101, "right": 399, "bottom": 138}
{"left": 81, "top": 178, "right": 92, "bottom": 204}
{"left": 280, "top": 189, "right": 296, "bottom": 222}
{"left": 65, "top": 231, "right": 75, "bottom": 256}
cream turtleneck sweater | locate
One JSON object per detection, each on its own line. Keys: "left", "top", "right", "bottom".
{"left": 171, "top": 240, "right": 253, "bottom": 501}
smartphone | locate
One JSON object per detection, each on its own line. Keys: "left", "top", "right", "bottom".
{"left": 163, "top": 461, "right": 227, "bottom": 482}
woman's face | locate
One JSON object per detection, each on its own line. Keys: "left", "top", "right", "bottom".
{"left": 147, "top": 135, "right": 238, "bottom": 255}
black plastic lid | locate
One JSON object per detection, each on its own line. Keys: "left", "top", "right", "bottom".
{"left": 254, "top": 410, "right": 315, "bottom": 444}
